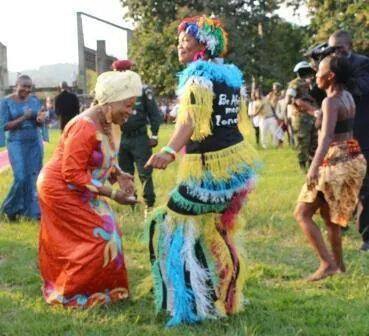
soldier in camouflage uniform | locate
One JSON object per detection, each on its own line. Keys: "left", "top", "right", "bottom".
{"left": 112, "top": 60, "right": 162, "bottom": 213}
{"left": 286, "top": 61, "right": 318, "bottom": 171}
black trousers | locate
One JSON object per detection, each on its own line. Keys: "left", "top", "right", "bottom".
{"left": 118, "top": 133, "right": 155, "bottom": 207}
{"left": 359, "top": 150, "right": 369, "bottom": 242}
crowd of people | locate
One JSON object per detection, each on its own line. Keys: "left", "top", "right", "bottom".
{"left": 1, "top": 14, "right": 369, "bottom": 327}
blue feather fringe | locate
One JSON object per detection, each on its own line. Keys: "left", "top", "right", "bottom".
{"left": 177, "top": 60, "right": 244, "bottom": 91}
{"left": 166, "top": 227, "right": 200, "bottom": 327}
{"left": 183, "top": 164, "right": 256, "bottom": 203}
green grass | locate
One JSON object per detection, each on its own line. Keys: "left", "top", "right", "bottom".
{"left": 1, "top": 125, "right": 369, "bottom": 336}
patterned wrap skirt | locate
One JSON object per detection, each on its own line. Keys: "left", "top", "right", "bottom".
{"left": 298, "top": 139, "right": 366, "bottom": 226}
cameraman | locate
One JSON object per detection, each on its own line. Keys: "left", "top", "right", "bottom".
{"left": 329, "top": 30, "right": 369, "bottom": 251}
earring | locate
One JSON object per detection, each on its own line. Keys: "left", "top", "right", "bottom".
{"left": 105, "top": 105, "right": 113, "bottom": 124}
{"left": 193, "top": 50, "right": 206, "bottom": 61}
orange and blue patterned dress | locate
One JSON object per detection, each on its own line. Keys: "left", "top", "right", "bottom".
{"left": 37, "top": 117, "right": 128, "bottom": 307}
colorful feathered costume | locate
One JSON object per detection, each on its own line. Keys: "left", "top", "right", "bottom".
{"left": 147, "top": 16, "right": 257, "bottom": 326}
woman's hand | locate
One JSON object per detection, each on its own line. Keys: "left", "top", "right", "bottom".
{"left": 37, "top": 106, "right": 47, "bottom": 123}
{"left": 295, "top": 99, "right": 316, "bottom": 116}
{"left": 148, "top": 138, "right": 158, "bottom": 148}
{"left": 117, "top": 172, "right": 135, "bottom": 195}
{"left": 145, "top": 152, "right": 174, "bottom": 170}
{"left": 306, "top": 165, "right": 319, "bottom": 190}
{"left": 113, "top": 190, "right": 138, "bottom": 205}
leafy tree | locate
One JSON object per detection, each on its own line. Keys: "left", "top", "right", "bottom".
{"left": 121, "top": 0, "right": 308, "bottom": 95}
{"left": 287, "top": 0, "right": 369, "bottom": 55}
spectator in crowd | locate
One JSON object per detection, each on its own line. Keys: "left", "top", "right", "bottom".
{"left": 275, "top": 90, "right": 288, "bottom": 144}
{"left": 45, "top": 96, "right": 58, "bottom": 128}
{"left": 248, "top": 89, "right": 260, "bottom": 146}
{"left": 159, "top": 99, "right": 170, "bottom": 123}
{"left": 168, "top": 102, "right": 179, "bottom": 123}
{"left": 286, "top": 61, "right": 318, "bottom": 171}
{"left": 0, "top": 75, "right": 48, "bottom": 220}
{"left": 54, "top": 81, "right": 80, "bottom": 131}
{"left": 252, "top": 87, "right": 283, "bottom": 148}
{"left": 267, "top": 82, "right": 283, "bottom": 110}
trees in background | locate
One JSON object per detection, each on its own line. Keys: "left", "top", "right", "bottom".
{"left": 310, "top": 0, "right": 369, "bottom": 55}
{"left": 287, "top": 0, "right": 369, "bottom": 55}
{"left": 121, "top": 0, "right": 308, "bottom": 96}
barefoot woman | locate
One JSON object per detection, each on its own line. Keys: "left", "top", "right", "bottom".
{"left": 294, "top": 56, "right": 366, "bottom": 281}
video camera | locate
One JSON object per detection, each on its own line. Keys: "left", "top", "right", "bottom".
{"left": 304, "top": 42, "right": 339, "bottom": 62}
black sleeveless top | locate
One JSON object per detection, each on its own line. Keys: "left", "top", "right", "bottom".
{"left": 334, "top": 94, "right": 355, "bottom": 134}
{"left": 186, "top": 81, "right": 243, "bottom": 154}
{"left": 335, "top": 118, "right": 354, "bottom": 134}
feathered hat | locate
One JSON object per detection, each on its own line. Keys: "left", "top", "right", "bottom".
{"left": 178, "top": 15, "right": 228, "bottom": 58}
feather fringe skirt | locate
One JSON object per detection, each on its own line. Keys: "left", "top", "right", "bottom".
{"left": 146, "top": 141, "right": 256, "bottom": 326}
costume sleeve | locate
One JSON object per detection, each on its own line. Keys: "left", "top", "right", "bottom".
{"left": 61, "top": 120, "right": 101, "bottom": 192}
{"left": 0, "top": 99, "right": 9, "bottom": 147}
{"left": 143, "top": 87, "right": 162, "bottom": 136}
{"left": 177, "top": 76, "right": 214, "bottom": 141}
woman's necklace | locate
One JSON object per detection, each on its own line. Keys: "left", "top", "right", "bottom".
{"left": 95, "top": 107, "right": 115, "bottom": 150}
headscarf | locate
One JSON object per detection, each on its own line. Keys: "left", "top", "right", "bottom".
{"left": 94, "top": 70, "right": 142, "bottom": 105}
{"left": 178, "top": 15, "right": 228, "bottom": 58}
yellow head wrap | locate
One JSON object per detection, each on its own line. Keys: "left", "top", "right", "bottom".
{"left": 94, "top": 70, "right": 142, "bottom": 105}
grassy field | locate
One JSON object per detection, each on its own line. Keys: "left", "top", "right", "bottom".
{"left": 1, "top": 124, "right": 369, "bottom": 336}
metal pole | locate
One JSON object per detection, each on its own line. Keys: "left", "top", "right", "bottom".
{"left": 77, "top": 12, "right": 87, "bottom": 93}
{"left": 76, "top": 12, "right": 133, "bottom": 93}
{"left": 77, "top": 12, "right": 131, "bottom": 32}
{"left": 96, "top": 40, "right": 107, "bottom": 75}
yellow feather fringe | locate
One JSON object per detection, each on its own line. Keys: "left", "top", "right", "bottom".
{"left": 232, "top": 253, "right": 247, "bottom": 313}
{"left": 177, "top": 84, "right": 214, "bottom": 141}
{"left": 178, "top": 140, "right": 258, "bottom": 181}
{"left": 237, "top": 98, "right": 249, "bottom": 137}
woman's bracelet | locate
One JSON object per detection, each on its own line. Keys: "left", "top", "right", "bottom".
{"left": 111, "top": 189, "right": 118, "bottom": 200}
{"left": 161, "top": 145, "right": 176, "bottom": 160}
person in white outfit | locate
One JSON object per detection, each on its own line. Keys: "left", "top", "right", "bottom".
{"left": 252, "top": 88, "right": 283, "bottom": 148}
{"left": 248, "top": 90, "right": 260, "bottom": 145}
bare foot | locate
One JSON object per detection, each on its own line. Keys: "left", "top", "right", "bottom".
{"left": 307, "top": 264, "right": 339, "bottom": 282}
{"left": 337, "top": 264, "right": 346, "bottom": 273}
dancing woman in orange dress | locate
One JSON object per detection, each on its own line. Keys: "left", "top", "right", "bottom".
{"left": 37, "top": 71, "right": 142, "bottom": 307}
